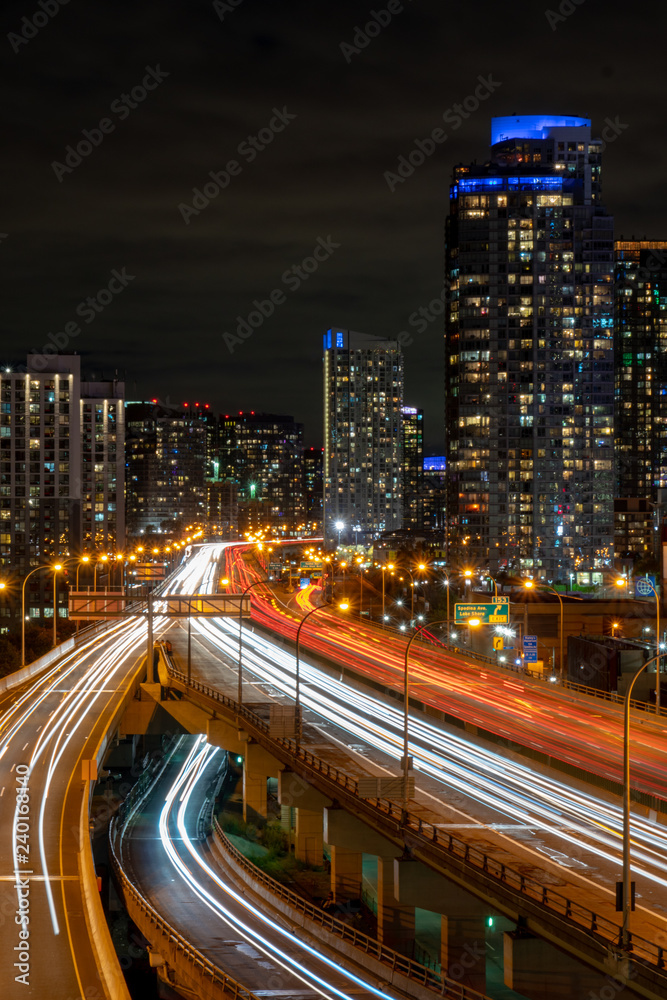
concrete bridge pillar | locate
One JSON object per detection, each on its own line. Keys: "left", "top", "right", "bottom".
{"left": 324, "top": 807, "right": 414, "bottom": 957}
{"left": 394, "top": 857, "right": 487, "bottom": 993}
{"left": 278, "top": 772, "right": 332, "bottom": 866}
{"left": 243, "top": 742, "right": 281, "bottom": 824}
{"left": 329, "top": 846, "right": 362, "bottom": 902}
{"left": 504, "top": 931, "right": 637, "bottom": 1000}
{"left": 377, "top": 855, "right": 415, "bottom": 955}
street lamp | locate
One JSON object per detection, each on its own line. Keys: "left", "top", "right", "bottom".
{"left": 403, "top": 618, "right": 450, "bottom": 807}
{"left": 237, "top": 579, "right": 268, "bottom": 707}
{"left": 621, "top": 654, "right": 662, "bottom": 949}
{"left": 295, "top": 601, "right": 349, "bottom": 745}
{"left": 21, "top": 563, "right": 62, "bottom": 665}
{"left": 76, "top": 555, "right": 91, "bottom": 590}
{"left": 335, "top": 521, "right": 344, "bottom": 547}
{"left": 94, "top": 554, "right": 109, "bottom": 590}
{"left": 381, "top": 562, "right": 394, "bottom": 626}
{"left": 75, "top": 556, "right": 91, "bottom": 636}
{"left": 524, "top": 579, "right": 563, "bottom": 680}
{"left": 441, "top": 572, "right": 452, "bottom": 635}
{"left": 620, "top": 576, "right": 661, "bottom": 711}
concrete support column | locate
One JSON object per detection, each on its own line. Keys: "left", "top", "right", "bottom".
{"left": 504, "top": 932, "right": 636, "bottom": 1000}
{"left": 278, "top": 771, "right": 332, "bottom": 864}
{"left": 441, "top": 912, "right": 487, "bottom": 994}
{"left": 377, "top": 855, "right": 415, "bottom": 956}
{"left": 295, "top": 807, "right": 324, "bottom": 866}
{"left": 394, "top": 856, "right": 487, "bottom": 994}
{"left": 243, "top": 743, "right": 280, "bottom": 824}
{"left": 329, "top": 846, "right": 362, "bottom": 902}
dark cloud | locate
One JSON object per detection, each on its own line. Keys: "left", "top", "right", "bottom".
{"left": 2, "top": 0, "right": 665, "bottom": 447}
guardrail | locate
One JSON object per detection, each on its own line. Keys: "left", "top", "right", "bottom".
{"left": 561, "top": 678, "right": 667, "bottom": 718}
{"left": 212, "top": 819, "right": 490, "bottom": 1000}
{"left": 109, "top": 822, "right": 261, "bottom": 1000}
{"left": 289, "top": 599, "right": 667, "bottom": 718}
{"left": 169, "top": 666, "right": 666, "bottom": 974}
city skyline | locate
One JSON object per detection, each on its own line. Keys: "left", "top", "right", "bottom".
{"left": 3, "top": 0, "right": 666, "bottom": 450}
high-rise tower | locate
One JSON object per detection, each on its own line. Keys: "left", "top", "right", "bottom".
{"left": 445, "top": 115, "right": 615, "bottom": 585}
{"left": 323, "top": 328, "right": 403, "bottom": 546}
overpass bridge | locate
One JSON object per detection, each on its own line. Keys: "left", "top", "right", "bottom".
{"left": 113, "top": 617, "right": 667, "bottom": 1000}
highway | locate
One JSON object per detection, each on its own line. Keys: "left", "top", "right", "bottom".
{"left": 0, "top": 617, "right": 148, "bottom": 1000}
{"left": 168, "top": 544, "right": 667, "bottom": 945}
{"left": 116, "top": 732, "right": 420, "bottom": 1000}
{"left": 227, "top": 546, "right": 667, "bottom": 803}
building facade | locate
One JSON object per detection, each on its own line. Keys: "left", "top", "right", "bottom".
{"left": 614, "top": 241, "right": 667, "bottom": 508}
{"left": 0, "top": 354, "right": 125, "bottom": 622}
{"left": 401, "top": 406, "right": 424, "bottom": 529}
{"left": 445, "top": 115, "right": 615, "bottom": 585}
{"left": 125, "top": 402, "right": 207, "bottom": 535}
{"left": 219, "top": 412, "right": 305, "bottom": 535}
{"left": 323, "top": 328, "right": 404, "bottom": 546}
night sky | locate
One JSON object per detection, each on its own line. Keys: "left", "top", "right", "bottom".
{"left": 3, "top": 0, "right": 665, "bottom": 448}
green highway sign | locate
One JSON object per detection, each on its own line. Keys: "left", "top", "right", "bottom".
{"left": 454, "top": 600, "right": 510, "bottom": 624}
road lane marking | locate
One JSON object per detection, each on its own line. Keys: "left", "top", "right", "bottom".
{"left": 22, "top": 742, "right": 29, "bottom": 750}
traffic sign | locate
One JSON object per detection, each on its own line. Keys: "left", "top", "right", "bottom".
{"left": 492, "top": 636, "right": 504, "bottom": 651}
{"left": 454, "top": 602, "right": 510, "bottom": 624}
{"left": 635, "top": 576, "right": 656, "bottom": 598}
{"left": 523, "top": 635, "right": 538, "bottom": 661}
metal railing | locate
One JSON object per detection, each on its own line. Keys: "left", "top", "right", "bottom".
{"left": 168, "top": 665, "right": 667, "bottom": 974}
{"left": 561, "top": 678, "right": 667, "bottom": 719}
{"left": 212, "top": 819, "right": 490, "bottom": 1000}
{"left": 109, "top": 821, "right": 260, "bottom": 1000}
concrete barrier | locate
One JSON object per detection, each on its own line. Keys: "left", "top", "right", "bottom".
{"left": 0, "top": 637, "right": 76, "bottom": 694}
{"left": 78, "top": 790, "right": 132, "bottom": 1000}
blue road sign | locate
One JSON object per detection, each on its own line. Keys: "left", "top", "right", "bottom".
{"left": 523, "top": 635, "right": 538, "bottom": 662}
{"left": 635, "top": 576, "right": 656, "bottom": 598}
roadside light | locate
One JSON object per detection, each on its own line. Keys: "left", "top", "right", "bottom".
{"left": 339, "top": 601, "right": 350, "bottom": 611}
{"left": 468, "top": 617, "right": 481, "bottom": 627}
{"left": 53, "top": 563, "right": 63, "bottom": 572}
{"left": 0, "top": 582, "right": 6, "bottom": 591}
{"left": 615, "top": 578, "right": 626, "bottom": 588}
{"left": 523, "top": 579, "right": 534, "bottom": 589}
{"left": 100, "top": 555, "right": 108, "bottom": 563}
{"left": 418, "top": 563, "right": 426, "bottom": 571}
{"left": 464, "top": 569, "right": 473, "bottom": 578}
{"left": 221, "top": 577, "right": 230, "bottom": 586}
{"left": 81, "top": 555, "right": 90, "bottom": 564}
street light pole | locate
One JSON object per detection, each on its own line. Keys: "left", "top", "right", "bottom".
{"left": 403, "top": 618, "right": 450, "bottom": 808}
{"left": 22, "top": 564, "right": 62, "bottom": 666}
{"left": 622, "top": 654, "right": 660, "bottom": 948}
{"left": 615, "top": 575, "right": 662, "bottom": 711}
{"left": 524, "top": 580, "right": 563, "bottom": 679}
{"left": 295, "top": 601, "right": 348, "bottom": 746}
{"left": 238, "top": 579, "right": 267, "bottom": 708}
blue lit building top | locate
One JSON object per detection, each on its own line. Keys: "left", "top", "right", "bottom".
{"left": 450, "top": 175, "right": 569, "bottom": 200}
{"left": 424, "top": 456, "right": 446, "bottom": 472}
{"left": 491, "top": 115, "right": 590, "bottom": 145}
